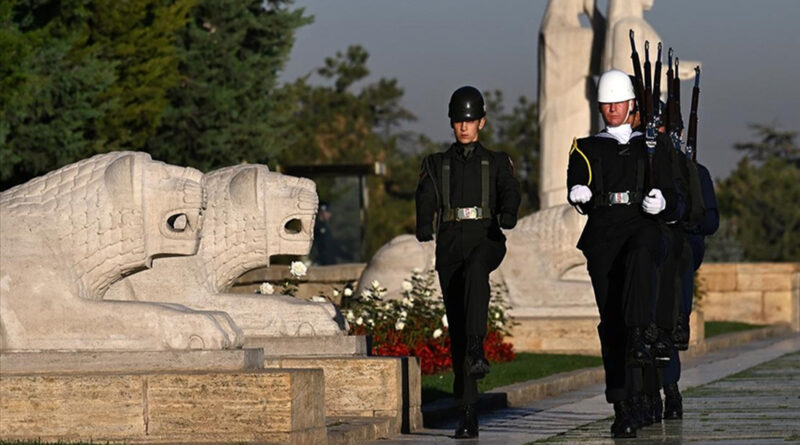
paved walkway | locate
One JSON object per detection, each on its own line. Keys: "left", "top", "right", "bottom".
{"left": 368, "top": 332, "right": 800, "bottom": 444}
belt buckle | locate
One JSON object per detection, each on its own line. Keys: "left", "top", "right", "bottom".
{"left": 456, "top": 207, "right": 478, "bottom": 221}
{"left": 609, "top": 192, "right": 631, "bottom": 205}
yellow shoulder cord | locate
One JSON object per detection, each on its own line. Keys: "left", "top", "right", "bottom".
{"left": 569, "top": 137, "right": 592, "bottom": 186}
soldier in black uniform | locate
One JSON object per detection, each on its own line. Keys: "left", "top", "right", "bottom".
{"left": 415, "top": 86, "right": 521, "bottom": 439}
{"left": 567, "top": 70, "right": 682, "bottom": 438}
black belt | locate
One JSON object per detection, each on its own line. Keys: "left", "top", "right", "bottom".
{"left": 595, "top": 191, "right": 644, "bottom": 206}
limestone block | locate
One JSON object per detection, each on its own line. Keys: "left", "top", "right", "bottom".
{"left": 702, "top": 291, "right": 764, "bottom": 324}
{"left": 244, "top": 335, "right": 368, "bottom": 357}
{"left": 689, "top": 310, "right": 704, "bottom": 344}
{"left": 510, "top": 316, "right": 602, "bottom": 355}
{"left": 264, "top": 356, "right": 422, "bottom": 433}
{"left": 763, "top": 291, "right": 794, "bottom": 325}
{"left": 0, "top": 152, "right": 243, "bottom": 352}
{"left": 737, "top": 272, "right": 794, "bottom": 292}
{"left": 698, "top": 264, "right": 738, "bottom": 292}
{"left": 0, "top": 369, "right": 327, "bottom": 444}
{"left": 735, "top": 263, "right": 800, "bottom": 275}
{"left": 106, "top": 164, "right": 345, "bottom": 338}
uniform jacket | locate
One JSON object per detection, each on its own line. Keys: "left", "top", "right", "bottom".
{"left": 567, "top": 131, "right": 680, "bottom": 251}
{"left": 415, "top": 142, "right": 521, "bottom": 266}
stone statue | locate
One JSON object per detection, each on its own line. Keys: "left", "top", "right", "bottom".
{"left": 603, "top": 0, "right": 699, "bottom": 86}
{"left": 0, "top": 152, "right": 244, "bottom": 351}
{"left": 356, "top": 205, "right": 595, "bottom": 316}
{"left": 538, "top": 0, "right": 605, "bottom": 208}
{"left": 106, "top": 165, "right": 344, "bottom": 337}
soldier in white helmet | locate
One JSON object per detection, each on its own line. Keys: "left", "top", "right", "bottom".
{"left": 566, "top": 69, "right": 681, "bottom": 438}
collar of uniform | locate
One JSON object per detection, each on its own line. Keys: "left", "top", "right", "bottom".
{"left": 595, "top": 129, "right": 643, "bottom": 143}
{"left": 446, "top": 141, "right": 488, "bottom": 158}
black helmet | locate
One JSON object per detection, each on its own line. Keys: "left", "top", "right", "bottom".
{"left": 448, "top": 86, "right": 486, "bottom": 121}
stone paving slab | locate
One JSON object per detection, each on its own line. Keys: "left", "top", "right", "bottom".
{"left": 366, "top": 332, "right": 800, "bottom": 444}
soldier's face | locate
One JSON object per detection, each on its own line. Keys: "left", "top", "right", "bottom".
{"left": 451, "top": 118, "right": 485, "bottom": 144}
{"left": 600, "top": 100, "right": 632, "bottom": 128}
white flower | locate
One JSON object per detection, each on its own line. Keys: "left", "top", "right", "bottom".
{"left": 290, "top": 261, "right": 307, "bottom": 278}
{"left": 433, "top": 328, "right": 443, "bottom": 339}
{"left": 333, "top": 289, "right": 340, "bottom": 297}
{"left": 442, "top": 314, "right": 449, "bottom": 328}
{"left": 384, "top": 302, "right": 392, "bottom": 310}
{"left": 401, "top": 280, "right": 413, "bottom": 292}
{"left": 371, "top": 279, "right": 380, "bottom": 289}
{"left": 412, "top": 267, "right": 422, "bottom": 274}
{"left": 395, "top": 320, "right": 405, "bottom": 331}
{"left": 402, "top": 297, "right": 412, "bottom": 307}
{"left": 346, "top": 310, "right": 354, "bottom": 321}
{"left": 399, "top": 310, "right": 408, "bottom": 319}
{"left": 367, "top": 318, "right": 374, "bottom": 326}
{"left": 495, "top": 320, "right": 504, "bottom": 329}
{"left": 311, "top": 296, "right": 327, "bottom": 303}
{"left": 343, "top": 288, "right": 353, "bottom": 297}
{"left": 494, "top": 312, "right": 501, "bottom": 319}
{"left": 361, "top": 290, "right": 371, "bottom": 298}
{"left": 356, "top": 316, "right": 363, "bottom": 326}
{"left": 258, "top": 282, "right": 274, "bottom": 295}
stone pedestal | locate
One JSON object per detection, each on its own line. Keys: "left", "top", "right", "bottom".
{"left": 0, "top": 368, "right": 327, "bottom": 444}
{"left": 511, "top": 315, "right": 602, "bottom": 355}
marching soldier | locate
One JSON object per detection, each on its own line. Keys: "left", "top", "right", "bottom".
{"left": 415, "top": 86, "right": 521, "bottom": 439}
{"left": 566, "top": 70, "right": 681, "bottom": 438}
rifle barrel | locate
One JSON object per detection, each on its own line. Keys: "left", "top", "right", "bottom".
{"left": 653, "top": 42, "right": 662, "bottom": 116}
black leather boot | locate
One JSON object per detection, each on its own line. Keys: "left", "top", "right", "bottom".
{"left": 627, "top": 327, "right": 651, "bottom": 367}
{"left": 663, "top": 383, "right": 683, "bottom": 419}
{"left": 673, "top": 312, "right": 690, "bottom": 351}
{"left": 651, "top": 391, "right": 663, "bottom": 422}
{"left": 454, "top": 404, "right": 478, "bottom": 439}
{"left": 465, "top": 335, "right": 490, "bottom": 379}
{"left": 639, "top": 393, "right": 654, "bottom": 426}
{"left": 611, "top": 400, "right": 637, "bottom": 438}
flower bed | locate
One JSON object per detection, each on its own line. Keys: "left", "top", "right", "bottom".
{"left": 342, "top": 269, "right": 515, "bottom": 375}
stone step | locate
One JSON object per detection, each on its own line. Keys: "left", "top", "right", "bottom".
{"left": 326, "top": 416, "right": 397, "bottom": 445}
{"left": 0, "top": 368, "right": 327, "bottom": 444}
{"left": 245, "top": 335, "right": 369, "bottom": 357}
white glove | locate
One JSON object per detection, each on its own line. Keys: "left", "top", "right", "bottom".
{"left": 569, "top": 185, "right": 593, "bottom": 204}
{"left": 642, "top": 188, "right": 666, "bottom": 215}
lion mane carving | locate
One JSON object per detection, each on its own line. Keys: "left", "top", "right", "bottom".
{"left": 0, "top": 152, "right": 244, "bottom": 351}
{"left": 105, "top": 164, "right": 345, "bottom": 337}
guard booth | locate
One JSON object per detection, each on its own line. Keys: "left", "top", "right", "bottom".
{"left": 278, "top": 162, "right": 386, "bottom": 265}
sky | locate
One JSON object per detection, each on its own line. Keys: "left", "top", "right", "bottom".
{"left": 279, "top": 0, "right": 800, "bottom": 180}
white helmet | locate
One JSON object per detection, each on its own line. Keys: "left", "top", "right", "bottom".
{"left": 597, "top": 69, "right": 635, "bottom": 103}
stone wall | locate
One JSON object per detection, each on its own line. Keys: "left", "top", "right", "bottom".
{"left": 698, "top": 263, "right": 800, "bottom": 331}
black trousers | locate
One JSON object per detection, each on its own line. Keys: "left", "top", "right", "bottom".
{"left": 583, "top": 220, "right": 661, "bottom": 402}
{"left": 655, "top": 225, "right": 692, "bottom": 330}
{"left": 437, "top": 238, "right": 506, "bottom": 407}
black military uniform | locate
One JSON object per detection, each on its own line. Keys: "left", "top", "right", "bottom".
{"left": 567, "top": 130, "right": 680, "bottom": 411}
{"left": 416, "top": 86, "right": 521, "bottom": 439}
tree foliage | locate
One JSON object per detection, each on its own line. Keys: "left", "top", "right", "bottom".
{"left": 715, "top": 125, "right": 800, "bottom": 261}
{"left": 146, "top": 0, "right": 311, "bottom": 171}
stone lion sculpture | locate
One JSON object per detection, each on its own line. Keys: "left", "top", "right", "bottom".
{"left": 356, "top": 205, "right": 596, "bottom": 316}
{"left": 105, "top": 164, "right": 345, "bottom": 337}
{"left": 0, "top": 152, "right": 244, "bottom": 351}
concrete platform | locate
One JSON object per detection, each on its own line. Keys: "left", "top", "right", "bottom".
{"left": 245, "top": 334, "right": 369, "bottom": 357}
{"left": 1, "top": 368, "right": 327, "bottom": 444}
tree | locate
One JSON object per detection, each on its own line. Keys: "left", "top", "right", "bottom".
{"left": 714, "top": 125, "right": 800, "bottom": 261}
{"left": 480, "top": 90, "right": 541, "bottom": 214}
{"left": 280, "top": 45, "right": 417, "bottom": 258}
{"left": 147, "top": 0, "right": 311, "bottom": 171}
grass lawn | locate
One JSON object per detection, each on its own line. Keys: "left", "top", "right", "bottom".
{"left": 704, "top": 320, "right": 766, "bottom": 338}
{"left": 421, "top": 353, "right": 602, "bottom": 404}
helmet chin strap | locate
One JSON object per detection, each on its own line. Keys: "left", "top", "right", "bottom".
{"left": 623, "top": 99, "right": 634, "bottom": 124}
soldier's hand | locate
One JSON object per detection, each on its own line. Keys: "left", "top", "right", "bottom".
{"left": 498, "top": 213, "right": 517, "bottom": 230}
{"left": 569, "top": 185, "right": 592, "bottom": 204}
{"left": 642, "top": 188, "right": 666, "bottom": 214}
{"left": 416, "top": 227, "right": 434, "bottom": 242}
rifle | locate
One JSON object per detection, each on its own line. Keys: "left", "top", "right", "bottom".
{"left": 665, "top": 48, "right": 679, "bottom": 151}
{"left": 686, "top": 66, "right": 701, "bottom": 161}
{"left": 652, "top": 42, "right": 663, "bottom": 126}
{"left": 629, "top": 29, "right": 656, "bottom": 188}
{"left": 644, "top": 41, "right": 653, "bottom": 123}
{"left": 670, "top": 57, "right": 684, "bottom": 152}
